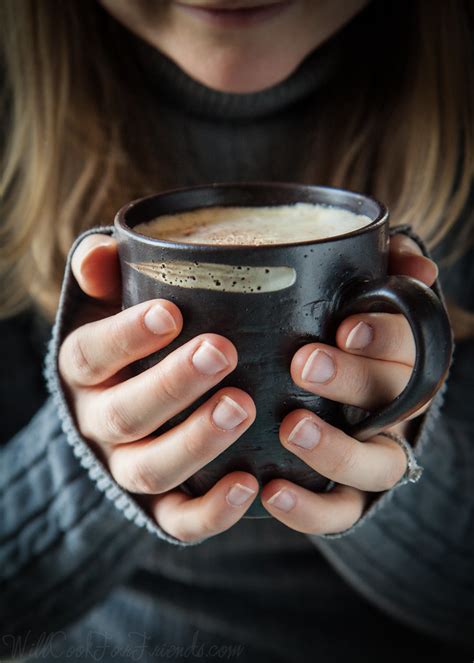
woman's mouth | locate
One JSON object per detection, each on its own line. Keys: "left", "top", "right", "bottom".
{"left": 173, "top": 1, "right": 294, "bottom": 28}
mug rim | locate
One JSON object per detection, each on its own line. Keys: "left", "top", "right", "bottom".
{"left": 114, "top": 182, "right": 389, "bottom": 251}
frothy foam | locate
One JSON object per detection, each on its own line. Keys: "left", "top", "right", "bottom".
{"left": 134, "top": 203, "right": 372, "bottom": 245}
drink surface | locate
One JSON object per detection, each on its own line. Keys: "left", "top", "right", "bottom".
{"left": 134, "top": 203, "right": 372, "bottom": 245}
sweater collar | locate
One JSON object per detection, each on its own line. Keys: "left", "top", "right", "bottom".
{"left": 127, "top": 29, "right": 340, "bottom": 121}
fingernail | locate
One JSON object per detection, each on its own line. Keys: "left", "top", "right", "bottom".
{"left": 267, "top": 488, "right": 297, "bottom": 512}
{"left": 397, "top": 236, "right": 423, "bottom": 256}
{"left": 288, "top": 417, "right": 321, "bottom": 450}
{"left": 226, "top": 483, "right": 256, "bottom": 507}
{"left": 192, "top": 341, "right": 229, "bottom": 375}
{"left": 345, "top": 321, "right": 374, "bottom": 350}
{"left": 301, "top": 349, "right": 335, "bottom": 383}
{"left": 426, "top": 259, "right": 439, "bottom": 281}
{"left": 212, "top": 395, "right": 248, "bottom": 431}
{"left": 144, "top": 304, "right": 177, "bottom": 335}
{"left": 75, "top": 238, "right": 115, "bottom": 262}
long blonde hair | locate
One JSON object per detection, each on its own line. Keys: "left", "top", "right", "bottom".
{"left": 0, "top": 0, "right": 473, "bottom": 337}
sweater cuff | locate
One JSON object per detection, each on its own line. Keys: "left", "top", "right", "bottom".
{"left": 318, "top": 224, "right": 453, "bottom": 540}
{"left": 319, "top": 380, "right": 448, "bottom": 540}
{"left": 44, "top": 226, "right": 202, "bottom": 548}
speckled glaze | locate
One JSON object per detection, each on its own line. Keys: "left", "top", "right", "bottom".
{"left": 115, "top": 183, "right": 452, "bottom": 518}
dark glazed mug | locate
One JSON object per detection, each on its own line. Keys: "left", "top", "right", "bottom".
{"left": 114, "top": 183, "right": 453, "bottom": 518}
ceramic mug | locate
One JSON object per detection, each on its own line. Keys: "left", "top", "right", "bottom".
{"left": 114, "top": 183, "right": 452, "bottom": 518}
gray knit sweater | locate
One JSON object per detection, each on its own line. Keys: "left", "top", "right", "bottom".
{"left": 1, "top": 14, "right": 473, "bottom": 663}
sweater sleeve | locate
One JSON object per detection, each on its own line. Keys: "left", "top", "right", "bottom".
{"left": 0, "top": 227, "right": 200, "bottom": 655}
{"left": 309, "top": 226, "right": 474, "bottom": 648}
{"left": 311, "top": 340, "right": 474, "bottom": 648}
{"left": 0, "top": 398, "right": 154, "bottom": 648}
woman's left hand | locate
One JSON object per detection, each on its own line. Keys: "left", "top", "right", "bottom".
{"left": 261, "top": 234, "right": 439, "bottom": 534}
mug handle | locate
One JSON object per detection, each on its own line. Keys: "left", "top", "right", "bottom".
{"left": 333, "top": 275, "right": 453, "bottom": 441}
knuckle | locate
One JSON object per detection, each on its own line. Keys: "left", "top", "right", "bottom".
{"left": 107, "top": 317, "right": 135, "bottom": 361}
{"left": 382, "top": 448, "right": 407, "bottom": 489}
{"left": 168, "top": 524, "right": 199, "bottom": 544}
{"left": 314, "top": 490, "right": 363, "bottom": 535}
{"left": 306, "top": 512, "right": 332, "bottom": 535}
{"left": 354, "top": 362, "right": 372, "bottom": 398}
{"left": 103, "top": 399, "right": 136, "bottom": 442}
{"left": 391, "top": 324, "right": 407, "bottom": 355}
{"left": 128, "top": 463, "right": 159, "bottom": 494}
{"left": 63, "top": 331, "right": 96, "bottom": 384}
{"left": 329, "top": 512, "right": 360, "bottom": 535}
{"left": 343, "top": 360, "right": 372, "bottom": 401}
{"left": 183, "top": 431, "right": 210, "bottom": 464}
{"left": 326, "top": 442, "right": 357, "bottom": 479}
{"left": 199, "top": 507, "right": 226, "bottom": 538}
{"left": 153, "top": 364, "right": 185, "bottom": 403}
{"left": 164, "top": 499, "right": 234, "bottom": 544}
{"left": 375, "top": 315, "right": 412, "bottom": 360}
{"left": 384, "top": 319, "right": 408, "bottom": 356}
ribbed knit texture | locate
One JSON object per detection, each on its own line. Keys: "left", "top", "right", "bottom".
{"left": 1, "top": 11, "right": 473, "bottom": 662}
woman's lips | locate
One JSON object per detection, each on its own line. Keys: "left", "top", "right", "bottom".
{"left": 173, "top": 1, "right": 294, "bottom": 28}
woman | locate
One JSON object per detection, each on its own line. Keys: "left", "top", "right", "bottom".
{"left": 0, "top": 0, "right": 473, "bottom": 661}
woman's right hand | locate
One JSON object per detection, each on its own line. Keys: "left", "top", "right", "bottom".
{"left": 58, "top": 234, "right": 259, "bottom": 543}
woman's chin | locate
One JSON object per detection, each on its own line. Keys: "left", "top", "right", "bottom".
{"left": 168, "top": 51, "right": 303, "bottom": 93}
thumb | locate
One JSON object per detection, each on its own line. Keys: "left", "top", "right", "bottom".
{"left": 71, "top": 234, "right": 121, "bottom": 303}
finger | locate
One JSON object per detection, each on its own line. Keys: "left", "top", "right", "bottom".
{"left": 389, "top": 396, "right": 433, "bottom": 430}
{"left": 261, "top": 480, "right": 366, "bottom": 535}
{"left": 80, "top": 332, "right": 239, "bottom": 444}
{"left": 59, "top": 298, "right": 183, "bottom": 387}
{"left": 71, "top": 234, "right": 121, "bottom": 302}
{"left": 108, "top": 387, "right": 256, "bottom": 494}
{"left": 291, "top": 343, "right": 412, "bottom": 410}
{"left": 279, "top": 409, "right": 407, "bottom": 492}
{"left": 335, "top": 312, "right": 415, "bottom": 365}
{"left": 389, "top": 234, "right": 438, "bottom": 286}
{"left": 148, "top": 471, "right": 259, "bottom": 543}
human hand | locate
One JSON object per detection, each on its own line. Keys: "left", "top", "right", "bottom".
{"left": 260, "top": 234, "right": 439, "bottom": 534}
{"left": 58, "top": 234, "right": 259, "bottom": 543}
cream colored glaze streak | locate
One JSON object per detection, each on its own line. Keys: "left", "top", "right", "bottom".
{"left": 126, "top": 260, "right": 297, "bottom": 293}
